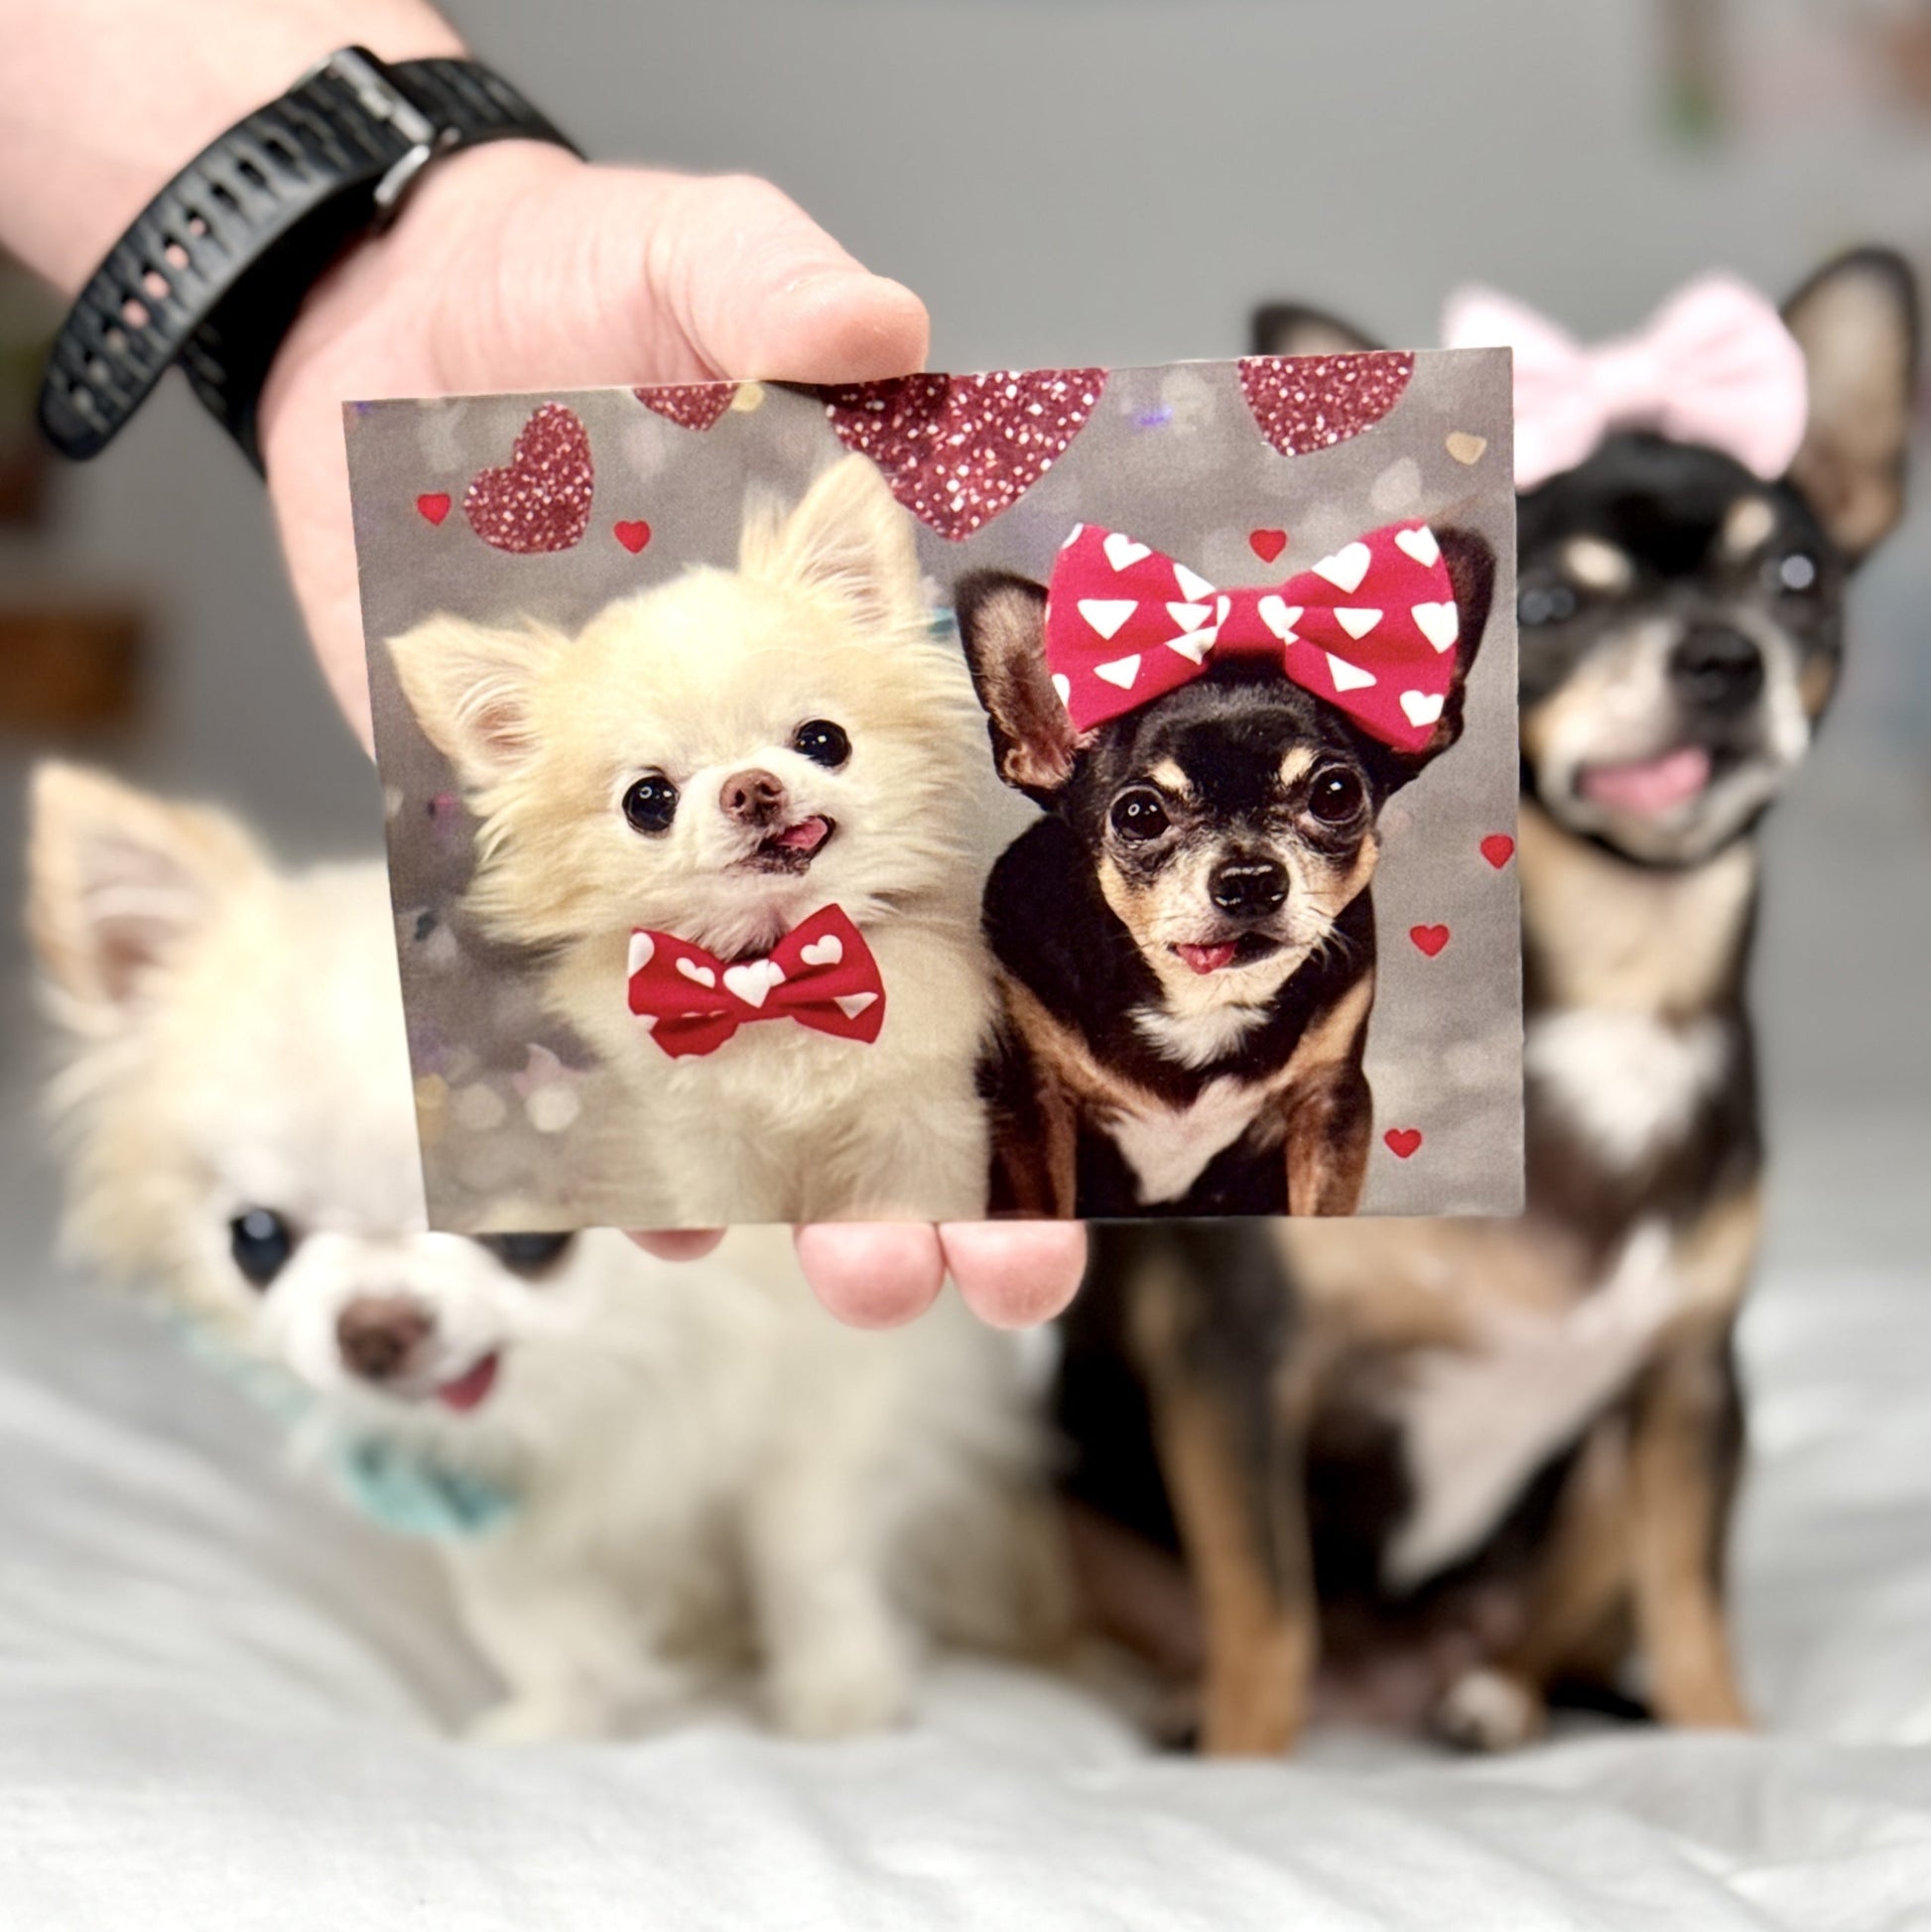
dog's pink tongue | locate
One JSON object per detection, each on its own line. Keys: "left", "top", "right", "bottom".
{"left": 1175, "top": 941, "right": 1239, "bottom": 975}
{"left": 1581, "top": 744, "right": 1712, "bottom": 817}
{"left": 774, "top": 816, "right": 830, "bottom": 851}
{"left": 437, "top": 1352, "right": 500, "bottom": 1412}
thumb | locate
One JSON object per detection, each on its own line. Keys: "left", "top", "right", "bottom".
{"left": 630, "top": 170, "right": 930, "bottom": 384}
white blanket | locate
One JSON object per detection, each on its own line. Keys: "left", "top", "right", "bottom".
{"left": 4, "top": 1098, "right": 1931, "bottom": 1931}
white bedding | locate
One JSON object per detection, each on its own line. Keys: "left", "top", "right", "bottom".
{"left": 4, "top": 1098, "right": 1931, "bottom": 1931}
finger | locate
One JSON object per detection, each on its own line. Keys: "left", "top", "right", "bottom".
{"left": 793, "top": 1223, "right": 945, "bottom": 1329}
{"left": 643, "top": 172, "right": 930, "bottom": 383}
{"left": 627, "top": 1227, "right": 726, "bottom": 1262}
{"left": 941, "top": 1221, "right": 1089, "bottom": 1329}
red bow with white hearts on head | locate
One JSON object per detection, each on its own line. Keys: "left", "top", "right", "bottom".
{"left": 1042, "top": 519, "right": 1462, "bottom": 754}
{"left": 625, "top": 904, "right": 885, "bottom": 1060}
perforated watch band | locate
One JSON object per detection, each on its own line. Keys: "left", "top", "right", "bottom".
{"left": 38, "top": 48, "right": 578, "bottom": 468}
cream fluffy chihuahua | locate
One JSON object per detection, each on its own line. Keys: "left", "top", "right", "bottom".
{"left": 385, "top": 453, "right": 993, "bottom": 1227}
{"left": 28, "top": 763, "right": 1066, "bottom": 1742}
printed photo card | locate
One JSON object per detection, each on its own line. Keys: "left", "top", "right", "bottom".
{"left": 345, "top": 351, "right": 1522, "bottom": 1229}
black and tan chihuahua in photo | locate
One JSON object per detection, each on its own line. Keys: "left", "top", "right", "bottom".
{"left": 1060, "top": 250, "right": 1918, "bottom": 1754}
{"left": 957, "top": 536, "right": 1495, "bottom": 1221}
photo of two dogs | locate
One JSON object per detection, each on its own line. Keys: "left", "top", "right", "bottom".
{"left": 29, "top": 247, "right": 1914, "bottom": 1753}
{"left": 351, "top": 350, "right": 1519, "bottom": 1235}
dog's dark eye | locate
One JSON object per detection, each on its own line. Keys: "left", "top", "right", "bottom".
{"left": 1519, "top": 583, "right": 1578, "bottom": 627}
{"left": 621, "top": 774, "right": 679, "bottom": 834}
{"left": 1771, "top": 552, "right": 1818, "bottom": 594}
{"left": 229, "top": 1209, "right": 295, "bottom": 1289}
{"left": 1307, "top": 768, "right": 1366, "bottom": 826}
{"left": 1109, "top": 787, "right": 1171, "bottom": 841}
{"left": 792, "top": 719, "right": 851, "bottom": 769}
{"left": 476, "top": 1232, "right": 576, "bottom": 1277}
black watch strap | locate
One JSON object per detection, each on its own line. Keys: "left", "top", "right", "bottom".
{"left": 38, "top": 48, "right": 578, "bottom": 468}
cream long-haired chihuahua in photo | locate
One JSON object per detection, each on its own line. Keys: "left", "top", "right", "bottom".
{"left": 386, "top": 453, "right": 994, "bottom": 1227}
{"left": 28, "top": 764, "right": 1067, "bottom": 1743}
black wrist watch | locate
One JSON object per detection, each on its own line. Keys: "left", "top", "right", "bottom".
{"left": 38, "top": 47, "right": 579, "bottom": 470}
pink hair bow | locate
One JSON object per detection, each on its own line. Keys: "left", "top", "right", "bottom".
{"left": 1442, "top": 272, "right": 1809, "bottom": 491}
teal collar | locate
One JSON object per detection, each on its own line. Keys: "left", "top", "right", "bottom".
{"left": 329, "top": 1434, "right": 520, "bottom": 1541}
{"left": 165, "top": 1309, "right": 522, "bottom": 1540}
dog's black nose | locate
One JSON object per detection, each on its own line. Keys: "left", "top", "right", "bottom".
{"left": 1208, "top": 857, "right": 1289, "bottom": 919}
{"left": 1671, "top": 626, "right": 1764, "bottom": 711}
{"left": 336, "top": 1296, "right": 434, "bottom": 1383}
{"left": 718, "top": 767, "right": 787, "bottom": 828}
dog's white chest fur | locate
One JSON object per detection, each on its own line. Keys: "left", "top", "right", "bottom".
{"left": 1383, "top": 1221, "right": 1683, "bottom": 1590}
{"left": 1105, "top": 1076, "right": 1267, "bottom": 1204}
{"left": 1526, "top": 1008, "right": 1730, "bottom": 1170}
{"left": 1131, "top": 1002, "right": 1268, "bottom": 1071}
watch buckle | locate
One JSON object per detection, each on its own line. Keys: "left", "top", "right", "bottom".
{"left": 300, "top": 46, "right": 451, "bottom": 227}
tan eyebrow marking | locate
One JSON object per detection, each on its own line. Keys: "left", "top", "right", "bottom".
{"left": 1721, "top": 496, "right": 1777, "bottom": 557}
{"left": 1561, "top": 536, "right": 1634, "bottom": 592}
{"left": 1278, "top": 747, "right": 1317, "bottom": 788}
{"left": 1147, "top": 758, "right": 1196, "bottom": 798}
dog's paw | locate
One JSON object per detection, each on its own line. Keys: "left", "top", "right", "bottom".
{"left": 463, "top": 1691, "right": 617, "bottom": 1746}
{"left": 1432, "top": 1666, "right": 1546, "bottom": 1753}
{"left": 764, "top": 1630, "right": 912, "bottom": 1740}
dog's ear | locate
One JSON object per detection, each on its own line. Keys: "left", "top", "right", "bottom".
{"left": 27, "top": 760, "right": 267, "bottom": 1025}
{"left": 385, "top": 614, "right": 564, "bottom": 788}
{"left": 745, "top": 451, "right": 925, "bottom": 636}
{"left": 955, "top": 571, "right": 1079, "bottom": 799}
{"left": 1375, "top": 528, "right": 1496, "bottom": 782}
{"left": 1249, "top": 303, "right": 1384, "bottom": 359}
{"left": 1782, "top": 247, "right": 1919, "bottom": 564}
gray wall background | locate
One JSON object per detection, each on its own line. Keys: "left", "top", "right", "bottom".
{"left": 4, "top": 0, "right": 1929, "bottom": 1136}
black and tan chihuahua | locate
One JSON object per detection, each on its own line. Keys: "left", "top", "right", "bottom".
{"left": 1059, "top": 249, "right": 1918, "bottom": 1754}
{"left": 957, "top": 536, "right": 1495, "bottom": 1220}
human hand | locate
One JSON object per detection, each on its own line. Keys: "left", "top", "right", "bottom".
{"left": 634, "top": 1223, "right": 1087, "bottom": 1329}
{"left": 258, "top": 142, "right": 931, "bottom": 740}
{"left": 258, "top": 144, "right": 1088, "bottom": 1329}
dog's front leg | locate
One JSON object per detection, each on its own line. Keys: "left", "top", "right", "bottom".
{"left": 985, "top": 1045, "right": 1080, "bottom": 1219}
{"left": 826, "top": 1073, "right": 992, "bottom": 1222}
{"left": 1627, "top": 1187, "right": 1759, "bottom": 1729}
{"left": 1127, "top": 1242, "right": 1316, "bottom": 1755}
{"left": 1281, "top": 1062, "right": 1372, "bottom": 1217}
{"left": 1627, "top": 1315, "right": 1751, "bottom": 1730}
{"left": 739, "top": 1409, "right": 914, "bottom": 1739}
{"left": 447, "top": 1534, "right": 694, "bottom": 1743}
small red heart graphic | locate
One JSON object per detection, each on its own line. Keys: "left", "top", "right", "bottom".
{"left": 463, "top": 402, "right": 594, "bottom": 555}
{"left": 634, "top": 383, "right": 737, "bottom": 432}
{"left": 613, "top": 519, "right": 652, "bottom": 554}
{"left": 415, "top": 492, "right": 451, "bottom": 526}
{"left": 1248, "top": 528, "right": 1288, "bottom": 564}
{"left": 1383, "top": 1127, "right": 1423, "bottom": 1159}
{"left": 820, "top": 368, "right": 1107, "bottom": 541}
{"left": 1238, "top": 351, "right": 1416, "bottom": 457}
{"left": 1480, "top": 835, "right": 1515, "bottom": 870}
{"left": 1409, "top": 924, "right": 1450, "bottom": 958}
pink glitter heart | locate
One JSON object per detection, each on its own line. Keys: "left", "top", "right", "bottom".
{"left": 1238, "top": 351, "right": 1415, "bottom": 457}
{"left": 820, "top": 369, "right": 1106, "bottom": 541}
{"left": 463, "top": 403, "right": 594, "bottom": 554}
{"left": 634, "top": 383, "right": 737, "bottom": 432}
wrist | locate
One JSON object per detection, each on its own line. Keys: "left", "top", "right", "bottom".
{"left": 255, "top": 141, "right": 585, "bottom": 467}
{"left": 1, "top": 1, "right": 467, "bottom": 293}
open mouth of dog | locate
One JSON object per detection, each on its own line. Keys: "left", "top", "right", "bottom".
{"left": 1577, "top": 744, "right": 1716, "bottom": 819}
{"left": 425, "top": 1352, "right": 501, "bottom": 1413}
{"left": 735, "top": 815, "right": 837, "bottom": 876}
{"left": 1171, "top": 934, "right": 1284, "bottom": 975}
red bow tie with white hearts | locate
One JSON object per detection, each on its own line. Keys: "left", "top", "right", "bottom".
{"left": 1043, "top": 519, "right": 1461, "bottom": 753}
{"left": 626, "top": 904, "right": 885, "bottom": 1059}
